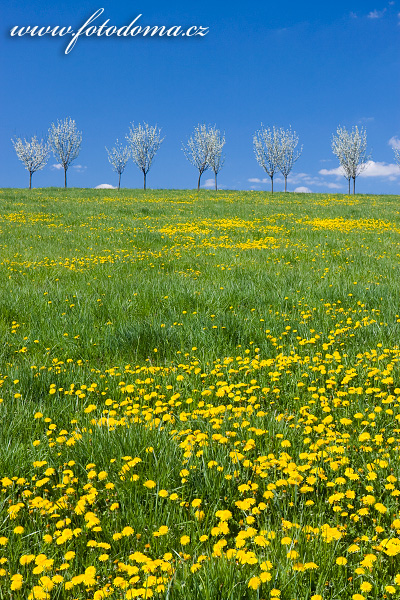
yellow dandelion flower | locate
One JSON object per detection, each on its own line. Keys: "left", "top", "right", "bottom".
{"left": 20, "top": 555, "right": 35, "bottom": 565}
{"left": 10, "top": 574, "right": 24, "bottom": 591}
{"left": 385, "top": 586, "right": 396, "bottom": 595}
{"left": 153, "top": 525, "right": 169, "bottom": 537}
{"left": 248, "top": 576, "right": 261, "bottom": 590}
{"left": 281, "top": 536, "right": 292, "bottom": 545}
{"left": 143, "top": 480, "right": 156, "bottom": 489}
{"left": 180, "top": 535, "right": 190, "bottom": 546}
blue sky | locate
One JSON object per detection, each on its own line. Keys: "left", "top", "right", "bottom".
{"left": 1, "top": 0, "right": 399, "bottom": 193}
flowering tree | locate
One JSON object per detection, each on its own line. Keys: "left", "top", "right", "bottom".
{"left": 106, "top": 141, "right": 130, "bottom": 190}
{"left": 12, "top": 136, "right": 49, "bottom": 189}
{"left": 253, "top": 125, "right": 281, "bottom": 193}
{"left": 48, "top": 118, "right": 82, "bottom": 188}
{"left": 277, "top": 127, "right": 303, "bottom": 193}
{"left": 394, "top": 147, "right": 400, "bottom": 169}
{"left": 332, "top": 126, "right": 370, "bottom": 195}
{"left": 126, "top": 123, "right": 164, "bottom": 190}
{"left": 208, "top": 127, "right": 225, "bottom": 191}
{"left": 183, "top": 124, "right": 216, "bottom": 190}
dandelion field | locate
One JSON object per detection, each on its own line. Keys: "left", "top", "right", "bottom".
{"left": 2, "top": 188, "right": 400, "bottom": 599}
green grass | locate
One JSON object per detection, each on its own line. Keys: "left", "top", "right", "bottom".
{"left": 1, "top": 188, "right": 400, "bottom": 599}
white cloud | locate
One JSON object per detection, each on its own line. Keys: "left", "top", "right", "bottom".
{"left": 249, "top": 171, "right": 345, "bottom": 191}
{"left": 319, "top": 166, "right": 344, "bottom": 177}
{"left": 202, "top": 178, "right": 215, "bottom": 188}
{"left": 94, "top": 183, "right": 117, "bottom": 189}
{"left": 248, "top": 177, "right": 268, "bottom": 184}
{"left": 320, "top": 161, "right": 400, "bottom": 180}
{"left": 294, "top": 186, "right": 312, "bottom": 193}
{"left": 51, "top": 163, "right": 63, "bottom": 170}
{"left": 389, "top": 136, "right": 400, "bottom": 150}
{"left": 281, "top": 172, "right": 343, "bottom": 189}
{"left": 367, "top": 8, "right": 386, "bottom": 18}
{"left": 360, "top": 160, "right": 400, "bottom": 179}
{"left": 73, "top": 164, "right": 87, "bottom": 173}
{"left": 325, "top": 182, "right": 343, "bottom": 189}
{"left": 202, "top": 178, "right": 227, "bottom": 190}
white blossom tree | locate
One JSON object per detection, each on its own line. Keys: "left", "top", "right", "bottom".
{"left": 208, "top": 127, "right": 225, "bottom": 191}
{"left": 48, "top": 117, "right": 82, "bottom": 188}
{"left": 394, "top": 147, "right": 400, "bottom": 169}
{"left": 183, "top": 124, "right": 216, "bottom": 190}
{"left": 332, "top": 127, "right": 352, "bottom": 194}
{"left": 126, "top": 122, "right": 164, "bottom": 190}
{"left": 253, "top": 125, "right": 281, "bottom": 193}
{"left": 277, "top": 127, "right": 303, "bottom": 192}
{"left": 12, "top": 136, "right": 49, "bottom": 189}
{"left": 332, "top": 126, "right": 370, "bottom": 195}
{"left": 106, "top": 141, "right": 130, "bottom": 190}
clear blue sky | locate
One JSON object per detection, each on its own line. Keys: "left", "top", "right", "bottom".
{"left": 1, "top": 0, "right": 399, "bottom": 192}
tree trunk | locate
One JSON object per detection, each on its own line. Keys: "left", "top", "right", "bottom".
{"left": 270, "top": 175, "right": 273, "bottom": 194}
{"left": 143, "top": 171, "right": 146, "bottom": 191}
{"left": 197, "top": 172, "right": 201, "bottom": 191}
{"left": 348, "top": 178, "right": 350, "bottom": 195}
{"left": 215, "top": 172, "right": 217, "bottom": 191}
{"left": 118, "top": 172, "right": 121, "bottom": 191}
{"left": 353, "top": 177, "right": 356, "bottom": 195}
{"left": 29, "top": 171, "right": 32, "bottom": 190}
{"left": 64, "top": 167, "right": 67, "bottom": 189}
{"left": 284, "top": 175, "right": 287, "bottom": 193}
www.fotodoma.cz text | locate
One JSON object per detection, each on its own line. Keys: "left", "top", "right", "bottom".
{"left": 9, "top": 8, "right": 210, "bottom": 54}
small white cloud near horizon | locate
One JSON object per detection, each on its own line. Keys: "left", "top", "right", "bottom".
{"left": 294, "top": 186, "right": 312, "bottom": 193}
{"left": 202, "top": 177, "right": 226, "bottom": 189}
{"left": 389, "top": 136, "right": 400, "bottom": 150}
{"left": 249, "top": 172, "right": 343, "bottom": 191}
{"left": 367, "top": 8, "right": 386, "bottom": 18}
{"left": 94, "top": 183, "right": 117, "bottom": 189}
{"left": 319, "top": 166, "right": 344, "bottom": 177}
{"left": 248, "top": 177, "right": 268, "bottom": 184}
{"left": 202, "top": 178, "right": 215, "bottom": 188}
{"left": 73, "top": 164, "right": 87, "bottom": 173}
{"left": 51, "top": 163, "right": 63, "bottom": 170}
{"left": 320, "top": 160, "right": 400, "bottom": 180}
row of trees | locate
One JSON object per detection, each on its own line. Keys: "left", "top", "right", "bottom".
{"left": 106, "top": 124, "right": 226, "bottom": 191}
{"left": 12, "top": 119, "right": 398, "bottom": 193}
{"left": 12, "top": 118, "right": 82, "bottom": 189}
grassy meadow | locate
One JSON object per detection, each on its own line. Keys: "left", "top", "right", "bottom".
{"left": 1, "top": 187, "right": 400, "bottom": 599}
